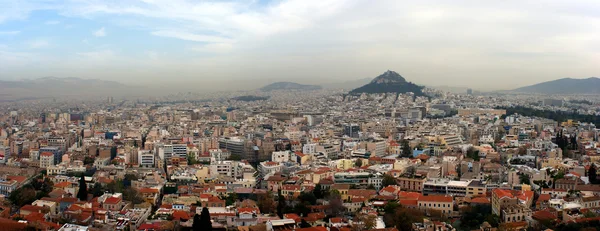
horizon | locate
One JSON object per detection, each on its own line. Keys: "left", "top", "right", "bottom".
{"left": 1, "top": 1, "right": 599, "bottom": 91}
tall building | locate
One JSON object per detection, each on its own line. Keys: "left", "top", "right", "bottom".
{"left": 467, "top": 88, "right": 473, "bottom": 95}
{"left": 40, "top": 152, "right": 55, "bottom": 168}
{"left": 343, "top": 124, "right": 360, "bottom": 138}
{"left": 39, "top": 147, "right": 63, "bottom": 165}
{"left": 138, "top": 150, "right": 155, "bottom": 168}
{"left": 158, "top": 144, "right": 187, "bottom": 165}
{"left": 47, "top": 137, "right": 67, "bottom": 152}
{"left": 218, "top": 137, "right": 246, "bottom": 158}
{"left": 0, "top": 146, "right": 10, "bottom": 164}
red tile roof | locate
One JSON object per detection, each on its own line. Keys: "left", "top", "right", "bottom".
{"left": 418, "top": 195, "right": 453, "bottom": 203}
{"left": 104, "top": 197, "right": 122, "bottom": 204}
{"left": 470, "top": 197, "right": 491, "bottom": 204}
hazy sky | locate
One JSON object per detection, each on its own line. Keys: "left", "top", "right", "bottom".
{"left": 0, "top": 0, "right": 599, "bottom": 91}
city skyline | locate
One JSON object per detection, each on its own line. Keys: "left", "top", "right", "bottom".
{"left": 1, "top": 0, "right": 599, "bottom": 91}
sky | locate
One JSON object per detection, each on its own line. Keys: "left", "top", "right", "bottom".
{"left": 0, "top": 0, "right": 599, "bottom": 91}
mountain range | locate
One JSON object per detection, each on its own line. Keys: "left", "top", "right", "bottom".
{"left": 349, "top": 70, "right": 426, "bottom": 96}
{"left": 512, "top": 77, "right": 600, "bottom": 94}
{"left": 259, "top": 82, "right": 322, "bottom": 91}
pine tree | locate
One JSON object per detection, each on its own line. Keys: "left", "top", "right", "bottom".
{"left": 192, "top": 214, "right": 201, "bottom": 231}
{"left": 589, "top": 164, "right": 597, "bottom": 184}
{"left": 401, "top": 140, "right": 412, "bottom": 157}
{"left": 77, "top": 175, "right": 88, "bottom": 201}
{"left": 277, "top": 189, "right": 285, "bottom": 219}
{"left": 199, "top": 207, "right": 212, "bottom": 230}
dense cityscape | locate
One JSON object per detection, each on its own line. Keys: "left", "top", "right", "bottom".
{"left": 2, "top": 1, "right": 600, "bottom": 231}
{"left": 0, "top": 69, "right": 600, "bottom": 231}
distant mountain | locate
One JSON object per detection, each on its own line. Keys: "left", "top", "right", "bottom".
{"left": 512, "top": 77, "right": 600, "bottom": 94}
{"left": 322, "top": 78, "right": 371, "bottom": 90}
{"left": 260, "top": 82, "right": 322, "bottom": 91}
{"left": 0, "top": 77, "right": 130, "bottom": 101}
{"left": 349, "top": 70, "right": 425, "bottom": 96}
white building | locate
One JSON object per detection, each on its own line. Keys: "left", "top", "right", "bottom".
{"left": 271, "top": 151, "right": 290, "bottom": 163}
{"left": 209, "top": 149, "right": 231, "bottom": 162}
{"left": 258, "top": 161, "right": 283, "bottom": 178}
{"left": 0, "top": 146, "right": 10, "bottom": 164}
{"left": 40, "top": 152, "right": 55, "bottom": 168}
{"left": 159, "top": 144, "right": 187, "bottom": 164}
{"left": 138, "top": 150, "right": 155, "bottom": 168}
{"left": 303, "top": 143, "right": 317, "bottom": 155}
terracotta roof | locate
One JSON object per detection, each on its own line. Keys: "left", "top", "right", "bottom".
{"left": 398, "top": 191, "right": 421, "bottom": 200}
{"left": 305, "top": 212, "right": 326, "bottom": 222}
{"left": 418, "top": 195, "right": 452, "bottom": 203}
{"left": 172, "top": 210, "right": 191, "bottom": 220}
{"left": 20, "top": 205, "right": 46, "bottom": 213}
{"left": 54, "top": 181, "right": 71, "bottom": 188}
{"left": 348, "top": 189, "right": 376, "bottom": 197}
{"left": 399, "top": 199, "right": 418, "bottom": 207}
{"left": 6, "top": 176, "right": 26, "bottom": 184}
{"left": 532, "top": 210, "right": 557, "bottom": 221}
{"left": 0, "top": 218, "right": 27, "bottom": 231}
{"left": 537, "top": 194, "right": 551, "bottom": 202}
{"left": 104, "top": 197, "right": 122, "bottom": 204}
{"left": 139, "top": 188, "right": 159, "bottom": 194}
{"left": 238, "top": 208, "right": 256, "bottom": 214}
{"left": 492, "top": 189, "right": 514, "bottom": 199}
{"left": 330, "top": 217, "right": 344, "bottom": 223}
{"left": 470, "top": 197, "right": 491, "bottom": 204}
{"left": 331, "top": 184, "right": 350, "bottom": 190}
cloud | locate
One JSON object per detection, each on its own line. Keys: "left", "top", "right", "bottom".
{"left": 28, "top": 39, "right": 49, "bottom": 49}
{"left": 151, "top": 30, "right": 233, "bottom": 43}
{"left": 0, "top": 31, "right": 20, "bottom": 35}
{"left": 191, "top": 43, "right": 234, "bottom": 54}
{"left": 93, "top": 27, "right": 106, "bottom": 37}
{"left": 1, "top": 0, "right": 600, "bottom": 90}
{"left": 45, "top": 20, "right": 60, "bottom": 25}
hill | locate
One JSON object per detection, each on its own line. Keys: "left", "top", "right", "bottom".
{"left": 349, "top": 70, "right": 425, "bottom": 96}
{"left": 513, "top": 77, "right": 600, "bottom": 94}
{"left": 260, "top": 82, "right": 321, "bottom": 91}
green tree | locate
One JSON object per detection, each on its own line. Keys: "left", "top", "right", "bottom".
{"left": 188, "top": 155, "right": 199, "bottom": 165}
{"left": 123, "top": 188, "right": 144, "bottom": 204}
{"left": 326, "top": 189, "right": 345, "bottom": 217}
{"left": 83, "top": 156, "right": 95, "bottom": 165}
{"left": 466, "top": 147, "right": 480, "bottom": 161}
{"left": 298, "top": 191, "right": 317, "bottom": 205}
{"left": 589, "top": 164, "right": 597, "bottom": 184}
{"left": 199, "top": 207, "right": 212, "bottom": 230}
{"left": 192, "top": 214, "right": 202, "bottom": 231}
{"left": 257, "top": 193, "right": 275, "bottom": 214}
{"left": 401, "top": 139, "right": 412, "bottom": 157}
{"left": 313, "top": 184, "right": 327, "bottom": 199}
{"left": 383, "top": 206, "right": 424, "bottom": 231}
{"left": 90, "top": 182, "right": 104, "bottom": 197}
{"left": 519, "top": 174, "right": 531, "bottom": 185}
{"left": 382, "top": 174, "right": 397, "bottom": 187}
{"left": 293, "top": 202, "right": 311, "bottom": 217}
{"left": 77, "top": 175, "right": 88, "bottom": 201}
{"left": 277, "top": 189, "right": 285, "bottom": 219}
{"left": 224, "top": 193, "right": 238, "bottom": 206}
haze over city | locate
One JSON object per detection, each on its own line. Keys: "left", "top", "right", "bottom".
{"left": 1, "top": 0, "right": 599, "bottom": 92}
